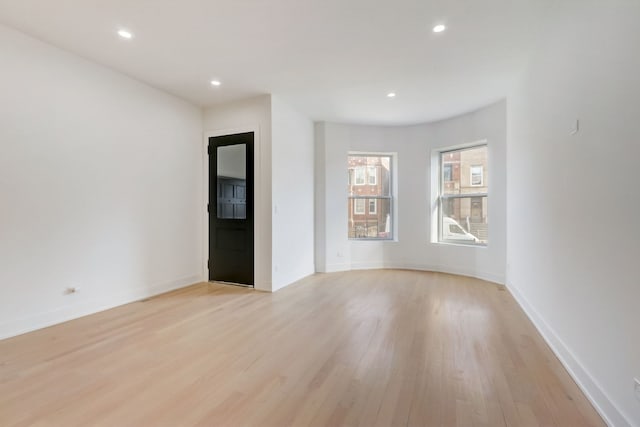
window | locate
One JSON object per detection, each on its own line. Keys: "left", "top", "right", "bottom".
{"left": 470, "top": 165, "right": 483, "bottom": 186}
{"left": 443, "top": 164, "right": 452, "bottom": 182}
{"left": 367, "top": 166, "right": 377, "bottom": 185}
{"left": 437, "top": 144, "right": 488, "bottom": 245}
{"left": 348, "top": 154, "right": 393, "bottom": 239}
{"left": 354, "top": 167, "right": 365, "bottom": 185}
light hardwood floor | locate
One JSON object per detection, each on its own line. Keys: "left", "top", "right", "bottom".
{"left": 0, "top": 270, "right": 604, "bottom": 427}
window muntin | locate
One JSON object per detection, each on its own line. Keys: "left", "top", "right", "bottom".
{"left": 438, "top": 145, "right": 488, "bottom": 245}
{"left": 348, "top": 154, "right": 392, "bottom": 240}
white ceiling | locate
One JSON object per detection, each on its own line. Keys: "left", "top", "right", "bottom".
{"left": 0, "top": 0, "right": 549, "bottom": 125}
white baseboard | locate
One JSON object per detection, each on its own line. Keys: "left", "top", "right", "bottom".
{"left": 319, "top": 262, "right": 351, "bottom": 273}
{"left": 507, "top": 282, "right": 633, "bottom": 427}
{"left": 349, "top": 261, "right": 387, "bottom": 271}
{"left": 0, "top": 274, "right": 201, "bottom": 341}
{"left": 347, "top": 261, "right": 505, "bottom": 285}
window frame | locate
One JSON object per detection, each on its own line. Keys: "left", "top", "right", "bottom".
{"left": 354, "top": 198, "right": 366, "bottom": 215}
{"left": 348, "top": 153, "right": 394, "bottom": 241}
{"left": 435, "top": 143, "right": 488, "bottom": 247}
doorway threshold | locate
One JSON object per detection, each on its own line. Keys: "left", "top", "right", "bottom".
{"left": 209, "top": 280, "right": 254, "bottom": 289}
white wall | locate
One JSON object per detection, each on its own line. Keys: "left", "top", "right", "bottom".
{"left": 315, "top": 100, "right": 506, "bottom": 284}
{"left": 203, "top": 95, "right": 272, "bottom": 291}
{"left": 0, "top": 25, "right": 203, "bottom": 339}
{"left": 506, "top": 2, "right": 640, "bottom": 426}
{"left": 271, "top": 96, "right": 315, "bottom": 291}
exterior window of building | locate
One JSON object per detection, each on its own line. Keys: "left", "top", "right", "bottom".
{"left": 438, "top": 145, "right": 488, "bottom": 245}
{"left": 348, "top": 154, "right": 393, "bottom": 239}
{"left": 354, "top": 167, "right": 366, "bottom": 185}
{"left": 369, "top": 199, "right": 377, "bottom": 214}
{"left": 470, "top": 165, "right": 483, "bottom": 186}
{"left": 367, "top": 166, "right": 377, "bottom": 185}
{"left": 443, "top": 164, "right": 452, "bottom": 182}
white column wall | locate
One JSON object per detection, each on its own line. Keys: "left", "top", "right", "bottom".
{"left": 203, "top": 95, "right": 272, "bottom": 291}
{"left": 271, "top": 97, "right": 315, "bottom": 291}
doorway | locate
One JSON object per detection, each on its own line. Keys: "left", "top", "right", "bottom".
{"left": 209, "top": 132, "right": 254, "bottom": 287}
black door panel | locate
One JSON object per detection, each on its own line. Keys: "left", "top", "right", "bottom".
{"left": 209, "top": 133, "right": 254, "bottom": 286}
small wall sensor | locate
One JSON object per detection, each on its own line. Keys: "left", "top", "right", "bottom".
{"left": 570, "top": 119, "right": 580, "bottom": 135}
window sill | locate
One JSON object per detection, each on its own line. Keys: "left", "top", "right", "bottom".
{"left": 433, "top": 241, "right": 488, "bottom": 248}
{"left": 349, "top": 238, "right": 397, "bottom": 243}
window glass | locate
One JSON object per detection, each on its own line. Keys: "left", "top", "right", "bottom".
{"left": 439, "top": 145, "right": 488, "bottom": 245}
{"left": 442, "top": 146, "right": 487, "bottom": 196}
{"left": 348, "top": 155, "right": 393, "bottom": 240}
{"left": 449, "top": 224, "right": 464, "bottom": 234}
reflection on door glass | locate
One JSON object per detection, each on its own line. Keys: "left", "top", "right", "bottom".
{"left": 217, "top": 144, "right": 247, "bottom": 219}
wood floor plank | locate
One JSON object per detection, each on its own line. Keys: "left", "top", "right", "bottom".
{"left": 0, "top": 270, "right": 605, "bottom": 426}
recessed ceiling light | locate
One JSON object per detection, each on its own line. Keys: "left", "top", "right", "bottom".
{"left": 433, "top": 24, "right": 446, "bottom": 33}
{"left": 210, "top": 80, "right": 222, "bottom": 87}
{"left": 387, "top": 92, "right": 396, "bottom": 98}
{"left": 117, "top": 29, "right": 133, "bottom": 39}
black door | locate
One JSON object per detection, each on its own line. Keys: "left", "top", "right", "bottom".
{"left": 209, "top": 132, "right": 254, "bottom": 286}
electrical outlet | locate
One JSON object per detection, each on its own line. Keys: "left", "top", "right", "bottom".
{"left": 634, "top": 378, "right": 640, "bottom": 401}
